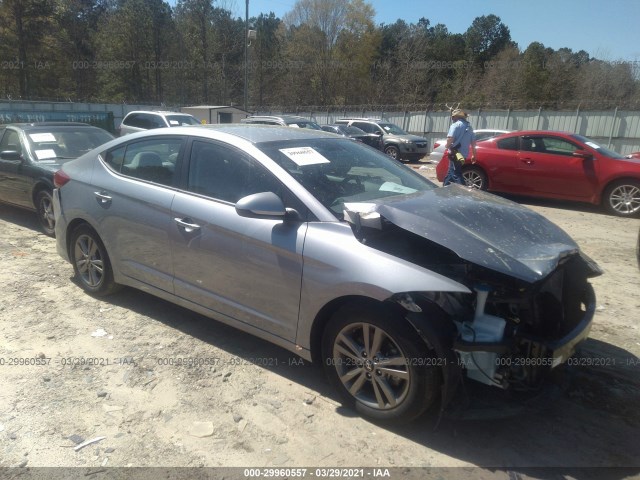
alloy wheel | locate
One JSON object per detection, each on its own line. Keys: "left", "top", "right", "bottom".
{"left": 608, "top": 183, "right": 640, "bottom": 215}
{"left": 331, "top": 322, "right": 411, "bottom": 410}
{"left": 463, "top": 170, "right": 484, "bottom": 189}
{"left": 36, "top": 191, "right": 55, "bottom": 235}
{"left": 74, "top": 234, "right": 105, "bottom": 289}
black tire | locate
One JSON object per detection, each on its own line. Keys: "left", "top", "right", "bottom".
{"left": 35, "top": 190, "right": 55, "bottom": 237}
{"left": 462, "top": 166, "right": 488, "bottom": 190}
{"left": 70, "top": 224, "right": 120, "bottom": 296}
{"left": 322, "top": 303, "right": 440, "bottom": 423}
{"left": 384, "top": 145, "right": 400, "bottom": 161}
{"left": 602, "top": 180, "right": 640, "bottom": 217}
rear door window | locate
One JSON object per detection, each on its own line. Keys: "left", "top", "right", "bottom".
{"left": 104, "top": 137, "right": 184, "bottom": 186}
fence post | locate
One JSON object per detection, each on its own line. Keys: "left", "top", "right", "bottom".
{"left": 535, "top": 106, "right": 542, "bottom": 130}
{"left": 423, "top": 107, "right": 429, "bottom": 135}
{"left": 573, "top": 104, "right": 581, "bottom": 133}
{"left": 608, "top": 106, "right": 619, "bottom": 148}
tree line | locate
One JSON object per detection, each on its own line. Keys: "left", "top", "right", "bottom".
{"left": 1, "top": 0, "right": 638, "bottom": 110}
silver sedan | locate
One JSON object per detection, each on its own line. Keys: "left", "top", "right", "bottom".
{"left": 53, "top": 125, "right": 600, "bottom": 423}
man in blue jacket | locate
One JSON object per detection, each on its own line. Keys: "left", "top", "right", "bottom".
{"left": 443, "top": 108, "right": 476, "bottom": 186}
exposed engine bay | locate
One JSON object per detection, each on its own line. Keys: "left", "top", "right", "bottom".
{"left": 344, "top": 199, "right": 602, "bottom": 392}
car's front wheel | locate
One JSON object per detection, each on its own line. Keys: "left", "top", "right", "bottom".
{"left": 322, "top": 303, "right": 439, "bottom": 423}
{"left": 462, "top": 166, "right": 488, "bottom": 190}
{"left": 384, "top": 145, "right": 400, "bottom": 160}
{"left": 70, "top": 224, "right": 120, "bottom": 296}
{"left": 603, "top": 180, "right": 640, "bottom": 217}
{"left": 35, "top": 190, "right": 55, "bottom": 237}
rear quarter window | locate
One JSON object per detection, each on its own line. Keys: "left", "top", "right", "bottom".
{"left": 497, "top": 137, "right": 518, "bottom": 151}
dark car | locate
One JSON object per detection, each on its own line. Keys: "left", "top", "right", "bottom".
{"left": 321, "top": 124, "right": 384, "bottom": 150}
{"left": 334, "top": 118, "right": 428, "bottom": 162}
{"left": 0, "top": 122, "right": 114, "bottom": 235}
{"left": 53, "top": 124, "right": 600, "bottom": 423}
{"left": 436, "top": 130, "right": 640, "bottom": 217}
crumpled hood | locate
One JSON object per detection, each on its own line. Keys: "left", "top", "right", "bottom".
{"left": 344, "top": 185, "right": 598, "bottom": 283}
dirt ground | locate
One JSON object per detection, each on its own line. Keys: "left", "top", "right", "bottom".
{"left": 1, "top": 163, "right": 639, "bottom": 480}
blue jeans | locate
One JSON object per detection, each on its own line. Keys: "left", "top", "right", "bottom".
{"left": 443, "top": 154, "right": 464, "bottom": 186}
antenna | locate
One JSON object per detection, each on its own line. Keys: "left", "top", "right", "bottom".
{"left": 444, "top": 102, "right": 460, "bottom": 112}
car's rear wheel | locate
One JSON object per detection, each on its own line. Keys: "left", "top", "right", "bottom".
{"left": 35, "top": 190, "right": 55, "bottom": 237}
{"left": 384, "top": 145, "right": 400, "bottom": 160}
{"left": 603, "top": 180, "right": 640, "bottom": 217}
{"left": 322, "top": 303, "right": 439, "bottom": 423}
{"left": 70, "top": 224, "right": 120, "bottom": 296}
{"left": 462, "top": 166, "right": 488, "bottom": 190}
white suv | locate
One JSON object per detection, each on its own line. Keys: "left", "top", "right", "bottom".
{"left": 118, "top": 111, "right": 201, "bottom": 136}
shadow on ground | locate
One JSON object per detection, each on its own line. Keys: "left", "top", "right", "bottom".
{"left": 94, "top": 287, "right": 640, "bottom": 478}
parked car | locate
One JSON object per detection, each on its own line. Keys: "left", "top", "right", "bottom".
{"left": 0, "top": 122, "right": 114, "bottom": 235}
{"left": 53, "top": 124, "right": 600, "bottom": 422}
{"left": 118, "top": 110, "right": 201, "bottom": 136}
{"left": 321, "top": 124, "right": 384, "bottom": 150}
{"left": 436, "top": 130, "right": 640, "bottom": 217}
{"left": 241, "top": 115, "right": 322, "bottom": 130}
{"left": 429, "top": 129, "right": 512, "bottom": 163}
{"left": 334, "top": 118, "right": 428, "bottom": 162}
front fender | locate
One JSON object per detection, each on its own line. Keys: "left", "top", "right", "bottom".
{"left": 296, "top": 222, "right": 469, "bottom": 349}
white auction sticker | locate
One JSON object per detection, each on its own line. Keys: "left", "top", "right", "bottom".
{"left": 379, "top": 182, "right": 417, "bottom": 194}
{"left": 29, "top": 133, "right": 57, "bottom": 143}
{"left": 279, "top": 147, "right": 330, "bottom": 166}
{"left": 35, "top": 149, "right": 57, "bottom": 160}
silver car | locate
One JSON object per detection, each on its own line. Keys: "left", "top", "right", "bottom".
{"left": 53, "top": 125, "right": 601, "bottom": 422}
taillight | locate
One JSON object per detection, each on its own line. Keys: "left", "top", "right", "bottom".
{"left": 434, "top": 142, "right": 441, "bottom": 149}
{"left": 54, "top": 169, "right": 71, "bottom": 188}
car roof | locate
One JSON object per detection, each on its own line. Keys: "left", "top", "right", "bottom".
{"left": 124, "top": 110, "right": 192, "bottom": 116}
{"left": 4, "top": 122, "right": 94, "bottom": 130}
{"left": 243, "top": 115, "right": 316, "bottom": 122}
{"left": 338, "top": 118, "right": 384, "bottom": 122}
{"left": 495, "top": 130, "right": 576, "bottom": 137}
{"left": 148, "top": 123, "right": 338, "bottom": 144}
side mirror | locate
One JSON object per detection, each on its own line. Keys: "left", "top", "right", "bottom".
{"left": 573, "top": 150, "right": 593, "bottom": 160}
{"left": 0, "top": 150, "right": 22, "bottom": 161}
{"left": 235, "top": 191, "right": 288, "bottom": 219}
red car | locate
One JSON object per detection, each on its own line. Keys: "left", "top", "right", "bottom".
{"left": 436, "top": 130, "right": 640, "bottom": 217}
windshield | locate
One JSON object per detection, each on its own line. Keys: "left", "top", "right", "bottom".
{"left": 257, "top": 138, "right": 436, "bottom": 218}
{"left": 571, "top": 134, "right": 625, "bottom": 159}
{"left": 166, "top": 115, "right": 201, "bottom": 126}
{"left": 26, "top": 127, "right": 114, "bottom": 161}
{"left": 379, "top": 122, "right": 408, "bottom": 135}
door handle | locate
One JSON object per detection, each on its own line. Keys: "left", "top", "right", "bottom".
{"left": 94, "top": 191, "right": 112, "bottom": 205}
{"left": 174, "top": 217, "right": 201, "bottom": 233}
{"left": 520, "top": 158, "right": 533, "bottom": 165}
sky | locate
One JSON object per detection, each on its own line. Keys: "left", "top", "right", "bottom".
{"left": 216, "top": 0, "right": 640, "bottom": 62}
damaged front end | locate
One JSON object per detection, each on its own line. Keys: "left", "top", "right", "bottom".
{"left": 343, "top": 187, "right": 602, "bottom": 402}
